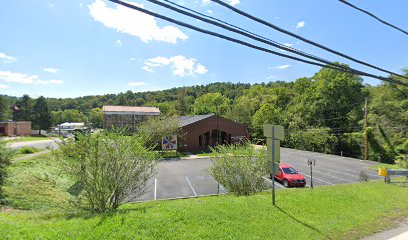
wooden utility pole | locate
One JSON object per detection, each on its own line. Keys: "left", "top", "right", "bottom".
{"left": 364, "top": 97, "right": 369, "bottom": 160}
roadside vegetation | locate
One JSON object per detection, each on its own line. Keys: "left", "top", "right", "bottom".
{"left": 55, "top": 131, "right": 159, "bottom": 212}
{"left": 0, "top": 141, "right": 13, "bottom": 204}
{"left": 208, "top": 143, "right": 268, "bottom": 195}
{"left": 0, "top": 181, "right": 407, "bottom": 239}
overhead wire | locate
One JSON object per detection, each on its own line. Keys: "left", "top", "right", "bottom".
{"left": 108, "top": 0, "right": 408, "bottom": 86}
{"left": 210, "top": 0, "right": 408, "bottom": 81}
{"left": 339, "top": 0, "right": 408, "bottom": 37}
{"left": 148, "top": 0, "right": 407, "bottom": 86}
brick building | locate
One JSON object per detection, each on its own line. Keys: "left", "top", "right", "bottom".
{"left": 0, "top": 121, "right": 32, "bottom": 136}
{"left": 178, "top": 114, "right": 249, "bottom": 152}
{"left": 102, "top": 105, "right": 160, "bottom": 130}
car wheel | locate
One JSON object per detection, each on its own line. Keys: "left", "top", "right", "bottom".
{"left": 283, "top": 180, "right": 289, "bottom": 188}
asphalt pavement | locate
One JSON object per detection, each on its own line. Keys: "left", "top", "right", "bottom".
{"left": 127, "top": 148, "right": 382, "bottom": 202}
{"left": 7, "top": 139, "right": 60, "bottom": 150}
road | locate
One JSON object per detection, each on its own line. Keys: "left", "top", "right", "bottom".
{"left": 127, "top": 148, "right": 382, "bottom": 202}
{"left": 7, "top": 139, "right": 60, "bottom": 150}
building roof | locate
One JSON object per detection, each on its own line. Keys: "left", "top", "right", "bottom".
{"left": 179, "top": 114, "right": 214, "bottom": 127}
{"left": 58, "top": 122, "right": 85, "bottom": 126}
{"left": 102, "top": 105, "right": 160, "bottom": 114}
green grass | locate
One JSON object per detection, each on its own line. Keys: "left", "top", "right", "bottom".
{"left": 368, "top": 163, "right": 404, "bottom": 170}
{"left": 1, "top": 181, "right": 408, "bottom": 239}
{"left": 159, "top": 151, "right": 188, "bottom": 158}
{"left": 3, "top": 153, "right": 73, "bottom": 211}
{"left": 4, "top": 136, "right": 51, "bottom": 143}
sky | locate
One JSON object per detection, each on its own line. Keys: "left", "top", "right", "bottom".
{"left": 0, "top": 0, "right": 407, "bottom": 98}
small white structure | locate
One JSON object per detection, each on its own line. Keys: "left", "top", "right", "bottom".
{"left": 55, "top": 122, "right": 85, "bottom": 132}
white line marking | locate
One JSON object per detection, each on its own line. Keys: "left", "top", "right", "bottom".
{"left": 302, "top": 173, "right": 334, "bottom": 185}
{"left": 154, "top": 178, "right": 157, "bottom": 200}
{"left": 313, "top": 170, "right": 354, "bottom": 183}
{"left": 262, "top": 176, "right": 283, "bottom": 188}
{"left": 328, "top": 169, "right": 378, "bottom": 178}
{"left": 208, "top": 175, "right": 227, "bottom": 192}
{"left": 185, "top": 176, "right": 197, "bottom": 197}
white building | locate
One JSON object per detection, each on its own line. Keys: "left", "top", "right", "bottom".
{"left": 55, "top": 122, "right": 85, "bottom": 132}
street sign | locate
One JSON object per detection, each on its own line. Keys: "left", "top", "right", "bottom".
{"left": 263, "top": 124, "right": 284, "bottom": 206}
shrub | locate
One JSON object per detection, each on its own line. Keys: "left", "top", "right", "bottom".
{"left": 208, "top": 142, "right": 268, "bottom": 196}
{"left": 0, "top": 141, "right": 14, "bottom": 204}
{"left": 19, "top": 147, "right": 38, "bottom": 154}
{"left": 55, "top": 131, "right": 159, "bottom": 212}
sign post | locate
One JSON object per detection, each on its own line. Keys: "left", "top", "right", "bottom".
{"left": 263, "top": 124, "right": 284, "bottom": 206}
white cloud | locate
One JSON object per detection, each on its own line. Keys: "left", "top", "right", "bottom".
{"left": 296, "top": 21, "right": 305, "bottom": 29}
{"left": 207, "top": 9, "right": 213, "bottom": 14}
{"left": 202, "top": 0, "right": 239, "bottom": 6}
{"left": 283, "top": 43, "right": 294, "bottom": 47}
{"left": 43, "top": 67, "right": 59, "bottom": 73}
{"left": 88, "top": 0, "right": 188, "bottom": 44}
{"left": 0, "top": 70, "right": 63, "bottom": 85}
{"left": 0, "top": 52, "right": 17, "bottom": 63}
{"left": 275, "top": 64, "right": 291, "bottom": 70}
{"left": 115, "top": 39, "right": 122, "bottom": 46}
{"left": 267, "top": 75, "right": 277, "bottom": 80}
{"left": 0, "top": 84, "right": 10, "bottom": 89}
{"left": 128, "top": 81, "right": 145, "bottom": 86}
{"left": 49, "top": 3, "right": 55, "bottom": 8}
{"left": 142, "top": 55, "right": 208, "bottom": 77}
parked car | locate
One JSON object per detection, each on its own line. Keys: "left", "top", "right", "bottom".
{"left": 273, "top": 164, "right": 306, "bottom": 188}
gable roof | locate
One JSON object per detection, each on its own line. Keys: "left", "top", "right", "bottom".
{"left": 102, "top": 105, "right": 160, "bottom": 114}
{"left": 179, "top": 114, "right": 214, "bottom": 127}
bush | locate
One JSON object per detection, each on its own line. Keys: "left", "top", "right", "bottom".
{"left": 55, "top": 131, "right": 159, "bottom": 212}
{"left": 19, "top": 147, "right": 39, "bottom": 154}
{"left": 208, "top": 142, "right": 268, "bottom": 196}
{"left": 0, "top": 141, "right": 14, "bottom": 204}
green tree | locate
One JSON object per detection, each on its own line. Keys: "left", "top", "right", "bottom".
{"left": 88, "top": 108, "right": 103, "bottom": 128}
{"left": 32, "top": 96, "right": 52, "bottom": 131}
{"left": 137, "top": 116, "right": 181, "bottom": 148}
{"left": 193, "top": 92, "right": 230, "bottom": 115}
{"left": 0, "top": 95, "right": 11, "bottom": 121}
{"left": 0, "top": 141, "right": 13, "bottom": 204}
{"left": 12, "top": 94, "right": 32, "bottom": 121}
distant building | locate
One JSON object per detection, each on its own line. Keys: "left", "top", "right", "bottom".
{"left": 178, "top": 114, "right": 249, "bottom": 152}
{"left": 0, "top": 121, "right": 32, "bottom": 136}
{"left": 55, "top": 122, "right": 85, "bottom": 132}
{"left": 102, "top": 105, "right": 160, "bottom": 130}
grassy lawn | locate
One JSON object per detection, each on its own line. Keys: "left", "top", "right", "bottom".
{"left": 3, "top": 153, "right": 73, "bottom": 211}
{"left": 3, "top": 136, "right": 51, "bottom": 143}
{"left": 12, "top": 147, "right": 44, "bottom": 160}
{"left": 368, "top": 163, "right": 404, "bottom": 171}
{"left": 1, "top": 153, "right": 408, "bottom": 239}
{"left": 159, "top": 151, "right": 188, "bottom": 158}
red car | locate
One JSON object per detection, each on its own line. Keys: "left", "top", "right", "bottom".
{"left": 273, "top": 164, "right": 306, "bottom": 188}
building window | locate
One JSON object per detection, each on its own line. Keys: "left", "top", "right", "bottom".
{"left": 204, "top": 132, "right": 210, "bottom": 146}
{"left": 199, "top": 135, "right": 202, "bottom": 146}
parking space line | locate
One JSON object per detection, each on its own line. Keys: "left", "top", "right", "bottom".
{"left": 154, "top": 178, "right": 157, "bottom": 200}
{"left": 328, "top": 169, "right": 378, "bottom": 178}
{"left": 313, "top": 170, "right": 354, "bottom": 183}
{"left": 185, "top": 176, "right": 197, "bottom": 196}
{"left": 262, "top": 176, "right": 284, "bottom": 188}
{"left": 302, "top": 173, "right": 334, "bottom": 185}
{"left": 208, "top": 175, "right": 227, "bottom": 192}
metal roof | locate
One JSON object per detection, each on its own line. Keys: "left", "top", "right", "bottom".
{"left": 102, "top": 105, "right": 160, "bottom": 114}
{"left": 179, "top": 114, "right": 214, "bottom": 127}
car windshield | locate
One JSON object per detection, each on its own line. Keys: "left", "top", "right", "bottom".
{"left": 282, "top": 167, "right": 298, "bottom": 174}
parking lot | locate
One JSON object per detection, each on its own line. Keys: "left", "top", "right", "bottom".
{"left": 126, "top": 148, "right": 382, "bottom": 202}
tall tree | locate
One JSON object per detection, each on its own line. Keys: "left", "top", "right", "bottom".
{"left": 88, "top": 108, "right": 103, "bottom": 128}
{"left": 0, "top": 95, "right": 10, "bottom": 121}
{"left": 193, "top": 93, "right": 230, "bottom": 115}
{"left": 32, "top": 96, "right": 52, "bottom": 130}
{"left": 12, "top": 94, "right": 33, "bottom": 121}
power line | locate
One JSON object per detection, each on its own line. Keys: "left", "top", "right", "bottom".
{"left": 210, "top": 0, "right": 408, "bottom": 81}
{"left": 339, "top": 0, "right": 408, "bottom": 37}
{"left": 110, "top": 0, "right": 408, "bottom": 86}
{"left": 148, "top": 0, "right": 407, "bottom": 86}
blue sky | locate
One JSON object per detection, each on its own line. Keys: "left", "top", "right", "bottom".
{"left": 0, "top": 0, "right": 407, "bottom": 98}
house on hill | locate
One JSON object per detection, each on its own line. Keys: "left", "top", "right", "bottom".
{"left": 102, "top": 105, "right": 160, "bottom": 130}
{"left": 178, "top": 114, "right": 249, "bottom": 152}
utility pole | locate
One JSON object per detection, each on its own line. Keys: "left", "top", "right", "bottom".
{"left": 364, "top": 97, "right": 369, "bottom": 160}
{"left": 215, "top": 104, "right": 219, "bottom": 145}
{"left": 307, "top": 158, "right": 316, "bottom": 188}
